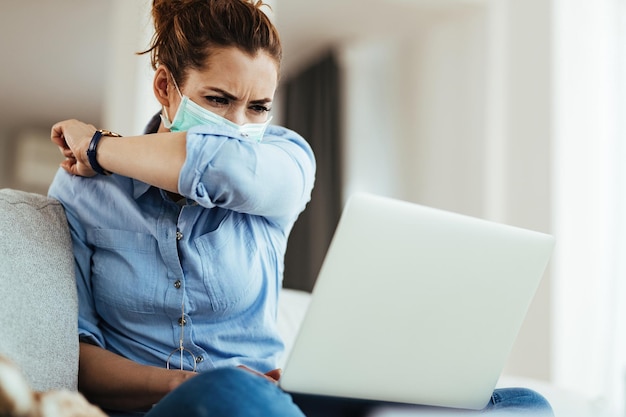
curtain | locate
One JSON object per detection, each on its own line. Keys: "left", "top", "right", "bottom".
{"left": 281, "top": 52, "right": 343, "bottom": 292}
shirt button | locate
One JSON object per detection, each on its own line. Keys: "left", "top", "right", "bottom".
{"left": 195, "top": 356, "right": 204, "bottom": 364}
{"left": 178, "top": 317, "right": 187, "bottom": 326}
{"left": 173, "top": 280, "right": 181, "bottom": 289}
{"left": 176, "top": 231, "right": 183, "bottom": 241}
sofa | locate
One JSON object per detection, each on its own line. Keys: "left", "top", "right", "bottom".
{"left": 0, "top": 188, "right": 613, "bottom": 417}
{"left": 0, "top": 188, "right": 78, "bottom": 392}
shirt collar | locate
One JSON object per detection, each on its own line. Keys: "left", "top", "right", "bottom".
{"left": 132, "top": 179, "right": 152, "bottom": 200}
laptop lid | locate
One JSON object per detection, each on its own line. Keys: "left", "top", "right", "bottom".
{"left": 279, "top": 192, "right": 555, "bottom": 410}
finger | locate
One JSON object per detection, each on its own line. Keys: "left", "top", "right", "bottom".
{"left": 51, "top": 122, "right": 69, "bottom": 149}
{"left": 51, "top": 121, "right": 64, "bottom": 139}
{"left": 51, "top": 134, "right": 67, "bottom": 149}
{"left": 60, "top": 158, "right": 74, "bottom": 174}
{"left": 59, "top": 147, "right": 74, "bottom": 158}
{"left": 237, "top": 365, "right": 279, "bottom": 383}
{"left": 264, "top": 368, "right": 282, "bottom": 381}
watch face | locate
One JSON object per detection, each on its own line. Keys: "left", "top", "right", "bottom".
{"left": 99, "top": 129, "right": 122, "bottom": 137}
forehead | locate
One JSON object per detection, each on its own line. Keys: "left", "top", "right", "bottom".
{"left": 183, "top": 47, "right": 279, "bottom": 97}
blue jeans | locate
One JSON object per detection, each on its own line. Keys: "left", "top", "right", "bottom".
{"left": 141, "top": 367, "right": 554, "bottom": 417}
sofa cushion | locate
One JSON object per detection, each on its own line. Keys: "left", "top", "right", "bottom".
{"left": 0, "top": 189, "right": 78, "bottom": 391}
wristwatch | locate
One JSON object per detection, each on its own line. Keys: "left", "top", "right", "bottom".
{"left": 87, "top": 129, "right": 122, "bottom": 175}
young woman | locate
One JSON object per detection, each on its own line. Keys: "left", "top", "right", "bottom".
{"left": 49, "top": 1, "right": 552, "bottom": 416}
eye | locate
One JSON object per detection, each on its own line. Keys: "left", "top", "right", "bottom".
{"left": 250, "top": 104, "right": 271, "bottom": 114}
{"left": 205, "top": 96, "right": 229, "bottom": 106}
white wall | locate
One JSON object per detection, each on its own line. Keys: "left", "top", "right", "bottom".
{"left": 102, "top": 0, "right": 157, "bottom": 135}
{"left": 338, "top": 0, "right": 553, "bottom": 381}
{"left": 0, "top": 0, "right": 154, "bottom": 194}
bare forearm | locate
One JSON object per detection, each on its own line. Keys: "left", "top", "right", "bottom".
{"left": 52, "top": 120, "right": 186, "bottom": 191}
{"left": 78, "top": 343, "right": 195, "bottom": 412}
{"left": 96, "top": 132, "right": 187, "bottom": 193}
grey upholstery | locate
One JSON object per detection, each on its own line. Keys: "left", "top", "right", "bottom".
{"left": 0, "top": 188, "right": 78, "bottom": 391}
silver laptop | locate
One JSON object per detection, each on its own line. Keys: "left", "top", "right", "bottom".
{"left": 279, "top": 192, "right": 555, "bottom": 411}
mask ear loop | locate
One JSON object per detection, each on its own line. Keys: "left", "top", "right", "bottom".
{"left": 169, "top": 73, "right": 183, "bottom": 98}
{"left": 161, "top": 70, "right": 184, "bottom": 125}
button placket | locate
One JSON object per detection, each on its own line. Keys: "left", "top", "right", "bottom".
{"left": 174, "top": 227, "right": 183, "bottom": 289}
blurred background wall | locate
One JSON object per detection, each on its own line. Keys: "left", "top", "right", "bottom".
{"left": 1, "top": 0, "right": 625, "bottom": 414}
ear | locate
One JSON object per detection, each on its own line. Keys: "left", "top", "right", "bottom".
{"left": 153, "top": 66, "right": 172, "bottom": 107}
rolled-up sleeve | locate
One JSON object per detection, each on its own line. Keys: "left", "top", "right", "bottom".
{"left": 178, "top": 125, "right": 316, "bottom": 226}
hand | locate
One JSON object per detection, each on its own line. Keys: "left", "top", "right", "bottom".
{"left": 51, "top": 119, "right": 98, "bottom": 177}
{"left": 237, "top": 365, "right": 282, "bottom": 383}
{"left": 165, "top": 369, "right": 199, "bottom": 392}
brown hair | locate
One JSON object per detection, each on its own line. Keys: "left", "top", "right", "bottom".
{"left": 140, "top": 0, "right": 281, "bottom": 86}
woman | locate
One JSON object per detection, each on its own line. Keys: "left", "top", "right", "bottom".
{"left": 50, "top": 1, "right": 313, "bottom": 415}
{"left": 49, "top": 1, "right": 552, "bottom": 416}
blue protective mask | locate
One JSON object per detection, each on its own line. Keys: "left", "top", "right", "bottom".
{"left": 161, "top": 79, "right": 271, "bottom": 142}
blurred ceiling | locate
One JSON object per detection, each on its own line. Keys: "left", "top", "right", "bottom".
{"left": 0, "top": 0, "right": 481, "bottom": 135}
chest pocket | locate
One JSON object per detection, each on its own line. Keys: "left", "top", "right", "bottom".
{"left": 89, "top": 229, "right": 160, "bottom": 314}
{"left": 195, "top": 214, "right": 263, "bottom": 312}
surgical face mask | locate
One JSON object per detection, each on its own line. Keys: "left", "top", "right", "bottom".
{"left": 161, "top": 78, "right": 272, "bottom": 142}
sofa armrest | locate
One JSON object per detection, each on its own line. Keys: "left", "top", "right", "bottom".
{"left": 0, "top": 189, "right": 78, "bottom": 391}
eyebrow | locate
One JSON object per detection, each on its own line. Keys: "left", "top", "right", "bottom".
{"left": 208, "top": 87, "right": 273, "bottom": 104}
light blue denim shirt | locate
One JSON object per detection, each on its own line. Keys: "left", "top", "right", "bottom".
{"left": 48, "top": 124, "right": 315, "bottom": 373}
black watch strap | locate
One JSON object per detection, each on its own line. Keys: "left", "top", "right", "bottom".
{"left": 87, "top": 129, "right": 122, "bottom": 175}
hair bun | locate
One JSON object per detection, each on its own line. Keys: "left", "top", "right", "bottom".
{"left": 151, "top": 0, "right": 185, "bottom": 30}
{"left": 139, "top": 0, "right": 282, "bottom": 78}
